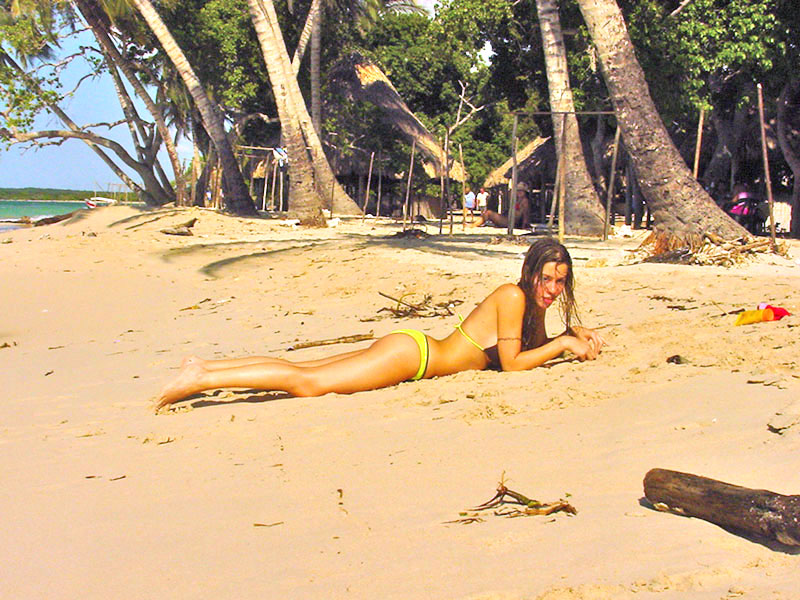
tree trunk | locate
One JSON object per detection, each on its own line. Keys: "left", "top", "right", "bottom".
{"left": 576, "top": 0, "right": 747, "bottom": 249}
{"left": 78, "top": 0, "right": 182, "bottom": 204}
{"left": 3, "top": 54, "right": 167, "bottom": 204}
{"left": 128, "top": 0, "right": 256, "bottom": 216}
{"left": 535, "top": 0, "right": 605, "bottom": 236}
{"left": 251, "top": 0, "right": 360, "bottom": 218}
{"left": 703, "top": 107, "right": 749, "bottom": 200}
{"left": 291, "top": 0, "right": 320, "bottom": 73}
{"left": 310, "top": 2, "right": 322, "bottom": 133}
{"left": 776, "top": 79, "right": 800, "bottom": 236}
{"left": 247, "top": 0, "right": 326, "bottom": 225}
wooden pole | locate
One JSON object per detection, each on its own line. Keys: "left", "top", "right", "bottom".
{"left": 402, "top": 140, "right": 416, "bottom": 232}
{"left": 190, "top": 143, "right": 199, "bottom": 207}
{"left": 692, "top": 107, "right": 705, "bottom": 179}
{"left": 278, "top": 166, "right": 284, "bottom": 212}
{"left": 757, "top": 83, "right": 777, "bottom": 248}
{"left": 644, "top": 468, "right": 800, "bottom": 546}
{"left": 362, "top": 151, "right": 375, "bottom": 222}
{"left": 459, "top": 144, "right": 468, "bottom": 230}
{"left": 558, "top": 118, "right": 567, "bottom": 243}
{"left": 507, "top": 114, "right": 519, "bottom": 236}
{"left": 261, "top": 157, "right": 270, "bottom": 211}
{"left": 439, "top": 132, "right": 449, "bottom": 235}
{"left": 270, "top": 161, "right": 278, "bottom": 210}
{"left": 547, "top": 170, "right": 560, "bottom": 236}
{"left": 376, "top": 151, "right": 383, "bottom": 217}
{"left": 603, "top": 126, "right": 622, "bottom": 241}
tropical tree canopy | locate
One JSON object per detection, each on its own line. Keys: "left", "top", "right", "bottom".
{"left": 2, "top": 0, "right": 799, "bottom": 235}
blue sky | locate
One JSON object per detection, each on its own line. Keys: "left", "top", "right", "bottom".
{"left": 1, "top": 2, "right": 438, "bottom": 192}
{"left": 0, "top": 28, "right": 191, "bottom": 193}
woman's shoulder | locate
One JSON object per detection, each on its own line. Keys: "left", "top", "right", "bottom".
{"left": 488, "top": 283, "right": 526, "bottom": 305}
{"left": 493, "top": 282, "right": 525, "bottom": 297}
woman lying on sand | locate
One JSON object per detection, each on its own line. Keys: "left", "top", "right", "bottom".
{"left": 155, "top": 238, "right": 605, "bottom": 411}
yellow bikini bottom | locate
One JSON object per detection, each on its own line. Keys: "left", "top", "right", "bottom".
{"left": 391, "top": 329, "right": 429, "bottom": 381}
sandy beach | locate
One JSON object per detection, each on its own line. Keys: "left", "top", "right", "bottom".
{"left": 2, "top": 205, "right": 799, "bottom": 599}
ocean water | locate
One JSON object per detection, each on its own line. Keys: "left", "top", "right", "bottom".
{"left": 0, "top": 200, "right": 88, "bottom": 232}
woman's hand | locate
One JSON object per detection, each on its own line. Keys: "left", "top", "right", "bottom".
{"left": 560, "top": 334, "right": 600, "bottom": 361}
{"left": 571, "top": 326, "right": 606, "bottom": 356}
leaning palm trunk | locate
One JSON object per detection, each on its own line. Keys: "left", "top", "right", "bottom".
{"left": 310, "top": 2, "right": 322, "bottom": 133}
{"left": 280, "top": 3, "right": 360, "bottom": 215}
{"left": 128, "top": 0, "right": 256, "bottom": 215}
{"left": 247, "top": 0, "right": 326, "bottom": 225}
{"left": 78, "top": 0, "right": 182, "bottom": 204}
{"left": 248, "top": 0, "right": 360, "bottom": 220}
{"left": 291, "top": 0, "right": 320, "bottom": 74}
{"left": 576, "top": 0, "right": 746, "bottom": 248}
{"left": 535, "top": 0, "right": 604, "bottom": 235}
{"left": 3, "top": 53, "right": 169, "bottom": 203}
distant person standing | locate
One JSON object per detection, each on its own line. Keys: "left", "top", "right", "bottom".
{"left": 476, "top": 188, "right": 489, "bottom": 211}
{"left": 464, "top": 188, "right": 476, "bottom": 211}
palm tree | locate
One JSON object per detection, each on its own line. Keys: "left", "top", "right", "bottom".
{"left": 294, "top": 0, "right": 425, "bottom": 133}
{"left": 246, "top": 0, "right": 330, "bottom": 225}
{"left": 534, "top": 0, "right": 604, "bottom": 235}
{"left": 287, "top": 0, "right": 426, "bottom": 216}
{"left": 76, "top": 0, "right": 184, "bottom": 204}
{"left": 249, "top": 0, "right": 368, "bottom": 220}
{"left": 1, "top": 5, "right": 173, "bottom": 204}
{"left": 127, "top": 0, "right": 256, "bottom": 215}
{"left": 575, "top": 0, "right": 745, "bottom": 248}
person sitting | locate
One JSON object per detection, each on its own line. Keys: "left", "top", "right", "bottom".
{"left": 154, "top": 238, "right": 605, "bottom": 411}
{"left": 472, "top": 186, "right": 531, "bottom": 229}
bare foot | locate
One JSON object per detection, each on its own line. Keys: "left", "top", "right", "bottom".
{"left": 180, "top": 355, "right": 205, "bottom": 369}
{"left": 155, "top": 363, "right": 206, "bottom": 411}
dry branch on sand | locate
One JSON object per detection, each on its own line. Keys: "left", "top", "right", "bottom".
{"left": 376, "top": 291, "right": 463, "bottom": 318}
{"left": 445, "top": 478, "right": 577, "bottom": 524}
{"left": 629, "top": 231, "right": 786, "bottom": 266}
{"left": 287, "top": 333, "right": 374, "bottom": 351}
{"left": 160, "top": 217, "right": 198, "bottom": 236}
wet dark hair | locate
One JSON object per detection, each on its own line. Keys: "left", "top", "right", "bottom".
{"left": 518, "top": 238, "right": 578, "bottom": 350}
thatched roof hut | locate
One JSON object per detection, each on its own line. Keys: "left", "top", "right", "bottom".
{"left": 329, "top": 53, "right": 466, "bottom": 182}
{"left": 482, "top": 136, "right": 554, "bottom": 189}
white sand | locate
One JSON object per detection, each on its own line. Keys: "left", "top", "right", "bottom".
{"left": 2, "top": 205, "right": 799, "bottom": 599}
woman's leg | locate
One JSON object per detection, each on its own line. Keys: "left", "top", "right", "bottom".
{"left": 183, "top": 349, "right": 367, "bottom": 371}
{"left": 156, "top": 334, "right": 421, "bottom": 410}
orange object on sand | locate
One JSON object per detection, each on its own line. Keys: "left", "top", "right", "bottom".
{"left": 734, "top": 305, "right": 791, "bottom": 326}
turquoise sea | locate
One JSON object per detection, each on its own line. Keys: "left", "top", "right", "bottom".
{"left": 0, "top": 199, "right": 88, "bottom": 232}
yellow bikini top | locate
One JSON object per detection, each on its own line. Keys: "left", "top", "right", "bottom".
{"left": 455, "top": 313, "right": 485, "bottom": 352}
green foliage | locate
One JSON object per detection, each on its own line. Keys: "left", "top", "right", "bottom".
{"left": 623, "top": 0, "right": 785, "bottom": 118}
{"left": 161, "top": 0, "right": 272, "bottom": 114}
{"left": 0, "top": 7, "right": 68, "bottom": 145}
{"left": 348, "top": 10, "right": 510, "bottom": 188}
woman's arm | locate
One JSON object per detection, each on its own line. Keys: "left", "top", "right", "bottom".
{"left": 569, "top": 325, "right": 607, "bottom": 354}
{"left": 494, "top": 286, "right": 600, "bottom": 371}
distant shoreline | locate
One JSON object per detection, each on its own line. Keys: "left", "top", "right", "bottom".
{"left": 0, "top": 187, "right": 136, "bottom": 202}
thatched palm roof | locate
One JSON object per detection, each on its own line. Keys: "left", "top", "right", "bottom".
{"left": 483, "top": 136, "right": 553, "bottom": 188}
{"left": 329, "top": 53, "right": 466, "bottom": 182}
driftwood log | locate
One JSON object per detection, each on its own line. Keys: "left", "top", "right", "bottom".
{"left": 643, "top": 468, "right": 800, "bottom": 546}
{"left": 34, "top": 211, "right": 76, "bottom": 226}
